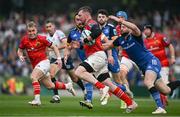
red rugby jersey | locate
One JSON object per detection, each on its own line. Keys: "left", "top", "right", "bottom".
{"left": 19, "top": 35, "right": 52, "bottom": 68}
{"left": 144, "top": 33, "right": 170, "bottom": 67}
{"left": 83, "top": 19, "right": 103, "bottom": 57}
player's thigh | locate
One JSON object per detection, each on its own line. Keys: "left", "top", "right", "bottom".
{"left": 144, "top": 70, "right": 157, "bottom": 88}
{"left": 50, "top": 63, "right": 60, "bottom": 77}
{"left": 160, "top": 67, "right": 169, "bottom": 84}
{"left": 85, "top": 51, "right": 107, "bottom": 72}
{"left": 144, "top": 57, "right": 161, "bottom": 87}
{"left": 31, "top": 59, "right": 50, "bottom": 80}
{"left": 94, "top": 62, "right": 109, "bottom": 80}
{"left": 67, "top": 69, "right": 79, "bottom": 81}
{"left": 31, "top": 68, "right": 45, "bottom": 81}
{"left": 120, "top": 57, "right": 133, "bottom": 74}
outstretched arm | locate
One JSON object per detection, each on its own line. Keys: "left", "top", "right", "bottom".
{"left": 17, "top": 48, "right": 26, "bottom": 62}
{"left": 168, "top": 44, "right": 176, "bottom": 65}
{"left": 109, "top": 15, "right": 141, "bottom": 37}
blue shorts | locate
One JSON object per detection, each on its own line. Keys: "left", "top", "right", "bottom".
{"left": 141, "top": 57, "right": 161, "bottom": 79}
{"left": 108, "top": 49, "right": 120, "bottom": 73}
{"left": 50, "top": 57, "right": 74, "bottom": 70}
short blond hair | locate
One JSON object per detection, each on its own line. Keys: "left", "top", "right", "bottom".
{"left": 26, "top": 21, "right": 37, "bottom": 28}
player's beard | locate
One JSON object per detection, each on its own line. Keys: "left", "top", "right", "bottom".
{"left": 121, "top": 32, "right": 129, "bottom": 37}
{"left": 77, "top": 24, "right": 84, "bottom": 30}
{"left": 98, "top": 20, "right": 105, "bottom": 26}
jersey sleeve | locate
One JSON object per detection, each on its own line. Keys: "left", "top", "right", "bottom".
{"left": 43, "top": 36, "right": 52, "bottom": 47}
{"left": 57, "top": 30, "right": 66, "bottom": 41}
{"left": 161, "top": 35, "right": 170, "bottom": 47}
{"left": 90, "top": 24, "right": 102, "bottom": 40}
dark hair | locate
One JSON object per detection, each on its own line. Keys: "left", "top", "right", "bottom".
{"left": 73, "top": 12, "right": 78, "bottom": 20}
{"left": 144, "top": 24, "right": 153, "bottom": 31}
{"left": 26, "top": 21, "right": 36, "bottom": 28}
{"left": 78, "top": 6, "right": 92, "bottom": 15}
{"left": 45, "top": 19, "right": 55, "bottom": 25}
{"left": 97, "top": 9, "right": 109, "bottom": 16}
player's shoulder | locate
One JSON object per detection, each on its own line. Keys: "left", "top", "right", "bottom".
{"left": 87, "top": 19, "right": 97, "bottom": 27}
{"left": 155, "top": 33, "right": 165, "bottom": 37}
{"left": 55, "top": 30, "right": 65, "bottom": 35}
{"left": 55, "top": 30, "right": 66, "bottom": 39}
{"left": 21, "top": 35, "right": 28, "bottom": 40}
{"left": 37, "top": 34, "right": 47, "bottom": 39}
{"left": 155, "top": 33, "right": 166, "bottom": 40}
{"left": 69, "top": 27, "right": 78, "bottom": 33}
{"left": 107, "top": 23, "right": 115, "bottom": 28}
{"left": 89, "top": 19, "right": 97, "bottom": 24}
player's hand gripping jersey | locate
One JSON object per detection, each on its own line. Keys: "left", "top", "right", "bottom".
{"left": 80, "top": 19, "right": 104, "bottom": 57}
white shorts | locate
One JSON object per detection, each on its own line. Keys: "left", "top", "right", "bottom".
{"left": 34, "top": 59, "right": 50, "bottom": 75}
{"left": 160, "top": 67, "right": 169, "bottom": 84}
{"left": 85, "top": 51, "right": 108, "bottom": 77}
{"left": 120, "top": 56, "right": 137, "bottom": 72}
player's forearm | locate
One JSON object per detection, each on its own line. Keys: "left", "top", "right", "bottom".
{"left": 58, "top": 45, "right": 66, "bottom": 50}
{"left": 17, "top": 48, "right": 23, "bottom": 57}
{"left": 107, "top": 49, "right": 112, "bottom": 57}
{"left": 169, "top": 44, "right": 175, "bottom": 59}
{"left": 51, "top": 45, "right": 61, "bottom": 58}
{"left": 102, "top": 40, "right": 114, "bottom": 50}
{"left": 121, "top": 20, "right": 141, "bottom": 36}
{"left": 64, "top": 47, "right": 71, "bottom": 58}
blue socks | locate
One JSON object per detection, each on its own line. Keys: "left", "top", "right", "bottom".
{"left": 84, "top": 83, "right": 93, "bottom": 102}
{"left": 113, "top": 82, "right": 126, "bottom": 92}
{"left": 149, "top": 87, "right": 163, "bottom": 108}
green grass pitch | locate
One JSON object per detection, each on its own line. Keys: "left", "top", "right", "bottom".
{"left": 0, "top": 95, "right": 180, "bottom": 117}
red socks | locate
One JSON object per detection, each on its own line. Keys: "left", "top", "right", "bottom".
{"left": 55, "top": 81, "right": 66, "bottom": 89}
{"left": 160, "top": 93, "right": 168, "bottom": 108}
{"left": 95, "top": 82, "right": 105, "bottom": 89}
{"left": 113, "top": 87, "right": 132, "bottom": 106}
{"left": 32, "top": 81, "right": 40, "bottom": 95}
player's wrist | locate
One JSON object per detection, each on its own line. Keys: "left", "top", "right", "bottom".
{"left": 19, "top": 55, "right": 23, "bottom": 58}
{"left": 57, "top": 57, "right": 61, "bottom": 60}
{"left": 171, "top": 55, "right": 175, "bottom": 59}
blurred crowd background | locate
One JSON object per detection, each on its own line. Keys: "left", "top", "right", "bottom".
{"left": 0, "top": 0, "right": 180, "bottom": 97}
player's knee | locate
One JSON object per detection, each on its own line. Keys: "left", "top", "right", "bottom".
{"left": 144, "top": 79, "right": 153, "bottom": 88}
{"left": 120, "top": 70, "right": 127, "bottom": 78}
{"left": 75, "top": 67, "right": 82, "bottom": 77}
{"left": 30, "top": 76, "right": 37, "bottom": 82}
{"left": 46, "top": 84, "right": 55, "bottom": 90}
{"left": 162, "top": 87, "right": 171, "bottom": 95}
